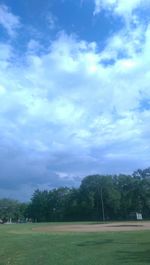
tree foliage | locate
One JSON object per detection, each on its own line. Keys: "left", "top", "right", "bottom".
{"left": 1, "top": 168, "right": 150, "bottom": 222}
{"left": 26, "top": 168, "right": 150, "bottom": 222}
{"left": 0, "top": 199, "right": 28, "bottom": 223}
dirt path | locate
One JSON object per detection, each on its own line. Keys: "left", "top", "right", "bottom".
{"left": 32, "top": 221, "right": 150, "bottom": 233}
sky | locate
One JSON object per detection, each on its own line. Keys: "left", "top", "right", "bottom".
{"left": 0, "top": 0, "right": 150, "bottom": 201}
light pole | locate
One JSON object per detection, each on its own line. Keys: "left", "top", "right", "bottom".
{"left": 97, "top": 183, "right": 105, "bottom": 222}
{"left": 100, "top": 187, "right": 105, "bottom": 222}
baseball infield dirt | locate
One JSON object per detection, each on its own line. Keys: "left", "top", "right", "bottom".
{"left": 32, "top": 221, "right": 150, "bottom": 233}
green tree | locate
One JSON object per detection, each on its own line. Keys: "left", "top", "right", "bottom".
{"left": 0, "top": 199, "right": 22, "bottom": 223}
{"left": 80, "top": 175, "right": 121, "bottom": 221}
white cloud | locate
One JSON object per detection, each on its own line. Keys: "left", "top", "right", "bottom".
{"left": 27, "top": 40, "right": 42, "bottom": 53}
{"left": 47, "top": 12, "right": 57, "bottom": 30}
{"left": 0, "top": 31, "right": 149, "bottom": 138}
{"left": 0, "top": 4, "right": 20, "bottom": 36}
{"left": 94, "top": 0, "right": 143, "bottom": 14}
{"left": 94, "top": 0, "right": 148, "bottom": 22}
{"left": 0, "top": 84, "right": 6, "bottom": 94}
{"left": 0, "top": 43, "right": 12, "bottom": 59}
{"left": 1, "top": 13, "right": 150, "bottom": 198}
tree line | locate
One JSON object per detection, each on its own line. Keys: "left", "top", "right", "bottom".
{"left": 1, "top": 168, "right": 150, "bottom": 223}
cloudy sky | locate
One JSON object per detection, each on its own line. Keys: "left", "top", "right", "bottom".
{"left": 0, "top": 0, "right": 150, "bottom": 200}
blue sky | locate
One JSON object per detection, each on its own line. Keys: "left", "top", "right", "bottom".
{"left": 0, "top": 0, "right": 150, "bottom": 200}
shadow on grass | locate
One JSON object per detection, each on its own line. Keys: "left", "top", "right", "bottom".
{"left": 117, "top": 249, "right": 150, "bottom": 263}
{"left": 77, "top": 239, "right": 140, "bottom": 247}
{"left": 77, "top": 240, "right": 150, "bottom": 264}
{"left": 77, "top": 239, "right": 114, "bottom": 247}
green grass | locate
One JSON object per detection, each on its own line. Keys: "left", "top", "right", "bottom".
{"left": 0, "top": 223, "right": 150, "bottom": 265}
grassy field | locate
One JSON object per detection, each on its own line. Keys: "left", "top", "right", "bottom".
{"left": 0, "top": 222, "right": 150, "bottom": 265}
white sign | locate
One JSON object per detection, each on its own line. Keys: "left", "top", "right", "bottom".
{"left": 136, "top": 213, "right": 143, "bottom": 220}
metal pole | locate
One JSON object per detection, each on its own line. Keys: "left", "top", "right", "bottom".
{"left": 100, "top": 187, "right": 105, "bottom": 222}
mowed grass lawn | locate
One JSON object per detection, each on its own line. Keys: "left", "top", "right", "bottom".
{"left": 0, "top": 223, "right": 150, "bottom": 265}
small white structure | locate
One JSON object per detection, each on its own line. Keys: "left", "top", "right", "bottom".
{"left": 136, "top": 212, "right": 143, "bottom": 220}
